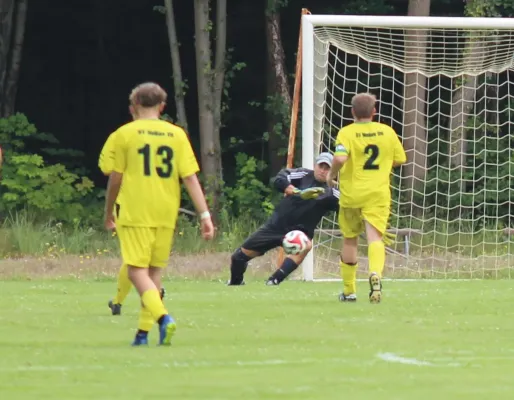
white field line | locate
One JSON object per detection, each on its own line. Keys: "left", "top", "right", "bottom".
{"left": 0, "top": 356, "right": 357, "bottom": 373}
{"left": 4, "top": 352, "right": 505, "bottom": 374}
{"left": 376, "top": 352, "right": 460, "bottom": 367}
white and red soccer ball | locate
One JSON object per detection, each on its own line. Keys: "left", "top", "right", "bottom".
{"left": 282, "top": 230, "right": 310, "bottom": 255}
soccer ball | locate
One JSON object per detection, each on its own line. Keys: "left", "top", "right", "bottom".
{"left": 282, "top": 230, "right": 310, "bottom": 255}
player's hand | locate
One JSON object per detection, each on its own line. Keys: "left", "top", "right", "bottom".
{"left": 104, "top": 215, "right": 116, "bottom": 232}
{"left": 298, "top": 187, "right": 325, "bottom": 200}
{"left": 326, "top": 174, "right": 338, "bottom": 188}
{"left": 200, "top": 217, "right": 215, "bottom": 240}
{"left": 382, "top": 231, "right": 396, "bottom": 246}
{"left": 284, "top": 185, "right": 300, "bottom": 196}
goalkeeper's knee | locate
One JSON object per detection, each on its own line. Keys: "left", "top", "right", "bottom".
{"left": 232, "top": 247, "right": 252, "bottom": 262}
{"left": 231, "top": 248, "right": 252, "bottom": 265}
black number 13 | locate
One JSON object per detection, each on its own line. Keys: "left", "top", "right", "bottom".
{"left": 138, "top": 144, "right": 174, "bottom": 178}
{"left": 363, "top": 144, "right": 379, "bottom": 170}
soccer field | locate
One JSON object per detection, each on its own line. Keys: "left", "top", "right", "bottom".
{"left": 1, "top": 279, "right": 513, "bottom": 399}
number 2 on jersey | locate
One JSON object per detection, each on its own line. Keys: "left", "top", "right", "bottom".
{"left": 363, "top": 144, "right": 379, "bottom": 170}
{"left": 138, "top": 144, "right": 173, "bottom": 178}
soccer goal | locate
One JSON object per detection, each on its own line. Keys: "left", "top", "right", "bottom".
{"left": 300, "top": 14, "right": 514, "bottom": 281}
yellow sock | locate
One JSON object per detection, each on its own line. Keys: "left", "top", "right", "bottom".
{"left": 138, "top": 306, "right": 155, "bottom": 332}
{"left": 113, "top": 263, "right": 132, "bottom": 305}
{"left": 368, "top": 240, "right": 386, "bottom": 278}
{"left": 141, "top": 289, "right": 168, "bottom": 321}
{"left": 340, "top": 261, "right": 357, "bottom": 295}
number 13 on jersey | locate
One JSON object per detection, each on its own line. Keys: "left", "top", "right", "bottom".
{"left": 138, "top": 144, "right": 174, "bottom": 178}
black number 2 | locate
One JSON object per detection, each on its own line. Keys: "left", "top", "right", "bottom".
{"left": 363, "top": 144, "right": 379, "bottom": 170}
{"left": 137, "top": 144, "right": 174, "bottom": 178}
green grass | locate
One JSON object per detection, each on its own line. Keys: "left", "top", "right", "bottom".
{"left": 0, "top": 212, "right": 260, "bottom": 258}
{"left": 1, "top": 279, "right": 514, "bottom": 399}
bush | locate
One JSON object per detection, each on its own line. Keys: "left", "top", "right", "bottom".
{"left": 0, "top": 114, "right": 95, "bottom": 223}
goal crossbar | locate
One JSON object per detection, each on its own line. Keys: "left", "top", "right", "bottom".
{"left": 303, "top": 15, "right": 514, "bottom": 29}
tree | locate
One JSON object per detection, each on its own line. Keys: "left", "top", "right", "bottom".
{"left": 265, "top": 0, "right": 292, "bottom": 175}
{"left": 163, "top": 0, "right": 188, "bottom": 130}
{"left": 0, "top": 0, "right": 28, "bottom": 118}
{"left": 194, "top": 0, "right": 226, "bottom": 219}
{"left": 402, "top": 0, "right": 430, "bottom": 210}
{"left": 450, "top": 0, "right": 506, "bottom": 173}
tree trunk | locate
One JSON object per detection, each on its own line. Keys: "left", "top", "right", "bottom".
{"left": 193, "top": 0, "right": 224, "bottom": 220}
{"left": 164, "top": 0, "right": 188, "bottom": 131}
{"left": 449, "top": 42, "right": 481, "bottom": 169}
{"left": 402, "top": 0, "right": 430, "bottom": 213}
{"left": 2, "top": 0, "right": 27, "bottom": 117}
{"left": 0, "top": 0, "right": 15, "bottom": 116}
{"left": 265, "top": 1, "right": 291, "bottom": 176}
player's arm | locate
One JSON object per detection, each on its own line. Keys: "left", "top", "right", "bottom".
{"left": 103, "top": 133, "right": 126, "bottom": 229}
{"left": 273, "top": 167, "right": 310, "bottom": 195}
{"left": 182, "top": 174, "right": 210, "bottom": 218}
{"left": 98, "top": 132, "right": 117, "bottom": 176}
{"left": 177, "top": 133, "right": 214, "bottom": 239}
{"left": 327, "top": 131, "right": 350, "bottom": 186}
{"left": 392, "top": 131, "right": 407, "bottom": 167}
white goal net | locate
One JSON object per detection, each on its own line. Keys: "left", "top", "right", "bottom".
{"left": 301, "top": 15, "right": 514, "bottom": 281}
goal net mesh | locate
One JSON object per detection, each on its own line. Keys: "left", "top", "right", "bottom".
{"left": 309, "top": 23, "right": 514, "bottom": 280}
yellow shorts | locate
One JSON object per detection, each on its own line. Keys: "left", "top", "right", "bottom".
{"left": 117, "top": 226, "right": 174, "bottom": 268}
{"left": 338, "top": 206, "right": 390, "bottom": 238}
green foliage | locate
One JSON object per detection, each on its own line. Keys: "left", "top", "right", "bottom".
{"left": 465, "top": 0, "right": 514, "bottom": 17}
{"left": 224, "top": 153, "right": 274, "bottom": 221}
{"left": 263, "top": 94, "right": 291, "bottom": 156}
{"left": 0, "top": 114, "right": 95, "bottom": 223}
{"left": 221, "top": 47, "right": 247, "bottom": 125}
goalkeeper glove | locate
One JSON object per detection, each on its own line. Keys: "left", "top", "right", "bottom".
{"left": 382, "top": 231, "right": 396, "bottom": 246}
{"left": 297, "top": 187, "right": 325, "bottom": 200}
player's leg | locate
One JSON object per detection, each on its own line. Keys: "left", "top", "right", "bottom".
{"left": 362, "top": 207, "right": 389, "bottom": 304}
{"left": 108, "top": 262, "right": 131, "bottom": 315}
{"left": 228, "top": 224, "right": 279, "bottom": 285}
{"left": 338, "top": 208, "right": 364, "bottom": 302}
{"left": 266, "top": 235, "right": 312, "bottom": 285}
{"left": 117, "top": 226, "right": 162, "bottom": 345}
{"left": 149, "top": 227, "right": 176, "bottom": 346}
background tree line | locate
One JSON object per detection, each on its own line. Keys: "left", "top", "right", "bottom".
{"left": 0, "top": 0, "right": 513, "bottom": 231}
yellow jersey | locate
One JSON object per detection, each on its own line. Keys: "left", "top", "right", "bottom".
{"left": 334, "top": 121, "right": 406, "bottom": 208}
{"left": 99, "top": 131, "right": 126, "bottom": 206}
{"left": 111, "top": 119, "right": 200, "bottom": 228}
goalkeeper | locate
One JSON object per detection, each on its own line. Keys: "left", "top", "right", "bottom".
{"left": 228, "top": 152, "right": 339, "bottom": 286}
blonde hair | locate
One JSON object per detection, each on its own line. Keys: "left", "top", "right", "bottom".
{"left": 351, "top": 93, "right": 376, "bottom": 119}
{"left": 129, "top": 82, "right": 167, "bottom": 108}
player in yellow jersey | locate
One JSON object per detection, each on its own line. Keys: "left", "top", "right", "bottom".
{"left": 104, "top": 82, "right": 214, "bottom": 346}
{"left": 327, "top": 93, "right": 407, "bottom": 303}
{"left": 99, "top": 116, "right": 165, "bottom": 316}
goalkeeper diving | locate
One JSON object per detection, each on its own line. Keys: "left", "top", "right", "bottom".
{"left": 228, "top": 152, "right": 340, "bottom": 286}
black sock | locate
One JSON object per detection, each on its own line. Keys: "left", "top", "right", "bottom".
{"left": 230, "top": 248, "right": 251, "bottom": 284}
{"left": 268, "top": 258, "right": 299, "bottom": 284}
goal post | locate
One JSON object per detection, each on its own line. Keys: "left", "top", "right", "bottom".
{"left": 300, "top": 14, "right": 514, "bottom": 281}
